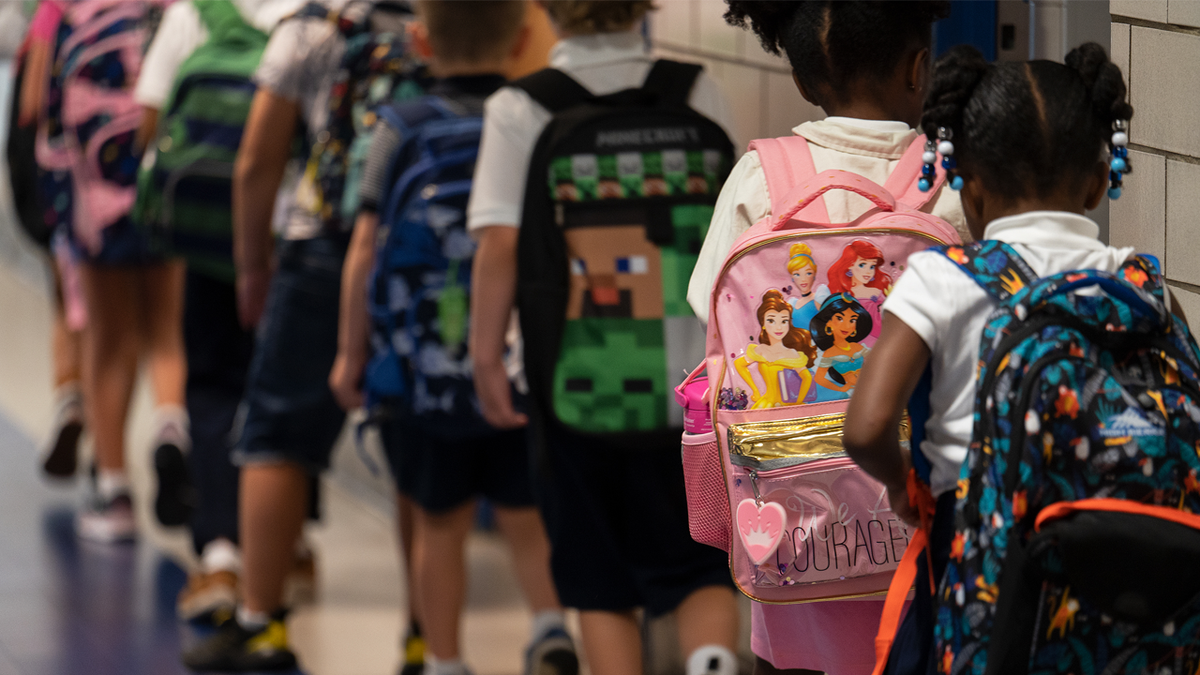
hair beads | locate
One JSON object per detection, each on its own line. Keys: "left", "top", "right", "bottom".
{"left": 1108, "top": 119, "right": 1130, "bottom": 199}
{"left": 919, "top": 127, "right": 962, "bottom": 193}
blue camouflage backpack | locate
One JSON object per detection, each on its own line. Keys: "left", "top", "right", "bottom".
{"left": 363, "top": 97, "right": 492, "bottom": 439}
{"left": 931, "top": 241, "right": 1200, "bottom": 675}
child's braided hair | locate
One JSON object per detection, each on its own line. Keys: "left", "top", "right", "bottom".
{"left": 921, "top": 42, "right": 1133, "bottom": 201}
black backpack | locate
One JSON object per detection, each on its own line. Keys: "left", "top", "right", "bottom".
{"left": 515, "top": 60, "right": 734, "bottom": 448}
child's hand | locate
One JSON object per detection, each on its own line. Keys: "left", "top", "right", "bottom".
{"left": 887, "top": 479, "right": 921, "bottom": 528}
{"left": 329, "top": 351, "right": 365, "bottom": 411}
{"left": 474, "top": 360, "right": 528, "bottom": 429}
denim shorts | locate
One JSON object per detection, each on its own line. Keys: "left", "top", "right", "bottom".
{"left": 234, "top": 234, "right": 348, "bottom": 474}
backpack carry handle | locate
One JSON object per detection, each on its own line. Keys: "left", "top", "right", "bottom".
{"left": 771, "top": 170, "right": 895, "bottom": 231}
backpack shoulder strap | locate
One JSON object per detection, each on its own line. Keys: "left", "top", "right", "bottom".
{"left": 193, "top": 0, "right": 245, "bottom": 37}
{"left": 887, "top": 134, "right": 945, "bottom": 210}
{"left": 935, "top": 240, "right": 1037, "bottom": 302}
{"left": 1118, "top": 253, "right": 1167, "bottom": 302}
{"left": 512, "top": 68, "right": 594, "bottom": 115}
{"left": 746, "top": 136, "right": 828, "bottom": 221}
{"left": 641, "top": 59, "right": 702, "bottom": 108}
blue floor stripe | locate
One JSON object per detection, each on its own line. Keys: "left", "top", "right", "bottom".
{"left": 0, "top": 411, "right": 303, "bottom": 675}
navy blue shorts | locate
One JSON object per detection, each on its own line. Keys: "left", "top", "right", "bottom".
{"left": 234, "top": 235, "right": 348, "bottom": 474}
{"left": 380, "top": 416, "right": 535, "bottom": 514}
{"left": 537, "top": 424, "right": 734, "bottom": 617}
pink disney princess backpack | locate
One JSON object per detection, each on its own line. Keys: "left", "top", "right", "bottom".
{"left": 679, "top": 134, "right": 960, "bottom": 604}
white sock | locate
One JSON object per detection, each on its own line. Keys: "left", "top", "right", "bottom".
{"left": 97, "top": 469, "right": 130, "bottom": 501}
{"left": 201, "top": 538, "right": 241, "bottom": 574}
{"left": 530, "top": 609, "right": 568, "bottom": 642}
{"left": 154, "top": 404, "right": 191, "bottom": 452}
{"left": 686, "top": 644, "right": 738, "bottom": 675}
{"left": 237, "top": 606, "right": 269, "bottom": 630}
{"left": 426, "top": 655, "right": 470, "bottom": 675}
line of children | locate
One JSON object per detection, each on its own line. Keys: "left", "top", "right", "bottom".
{"left": 12, "top": 0, "right": 1178, "bottom": 673}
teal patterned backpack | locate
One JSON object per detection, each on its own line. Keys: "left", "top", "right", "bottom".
{"left": 932, "top": 241, "right": 1200, "bottom": 675}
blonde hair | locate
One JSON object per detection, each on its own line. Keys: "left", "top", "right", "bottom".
{"left": 544, "top": 1, "right": 654, "bottom": 35}
{"left": 786, "top": 243, "right": 817, "bottom": 275}
{"left": 417, "top": 0, "right": 527, "bottom": 64}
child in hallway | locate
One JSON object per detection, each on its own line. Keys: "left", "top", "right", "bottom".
{"left": 468, "top": 2, "right": 740, "bottom": 674}
{"left": 13, "top": 0, "right": 87, "bottom": 481}
{"left": 329, "top": 2, "right": 573, "bottom": 675}
{"left": 687, "top": 2, "right": 959, "bottom": 673}
{"left": 842, "top": 42, "right": 1168, "bottom": 675}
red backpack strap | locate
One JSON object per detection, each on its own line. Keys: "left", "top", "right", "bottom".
{"left": 887, "top": 134, "right": 945, "bottom": 211}
{"left": 747, "top": 136, "right": 830, "bottom": 222}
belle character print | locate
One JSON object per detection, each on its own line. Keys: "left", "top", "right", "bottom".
{"left": 734, "top": 290, "right": 817, "bottom": 409}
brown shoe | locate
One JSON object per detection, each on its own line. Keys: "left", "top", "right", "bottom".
{"left": 177, "top": 569, "right": 239, "bottom": 623}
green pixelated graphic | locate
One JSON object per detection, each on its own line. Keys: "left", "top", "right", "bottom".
{"left": 660, "top": 205, "right": 713, "bottom": 317}
{"left": 553, "top": 318, "right": 668, "bottom": 432}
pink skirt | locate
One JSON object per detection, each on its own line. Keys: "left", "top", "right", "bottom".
{"left": 752, "top": 599, "right": 892, "bottom": 674}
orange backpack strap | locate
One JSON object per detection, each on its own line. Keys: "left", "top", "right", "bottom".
{"left": 872, "top": 469, "right": 938, "bottom": 675}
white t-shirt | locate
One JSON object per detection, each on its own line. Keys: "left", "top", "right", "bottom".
{"left": 883, "top": 211, "right": 1137, "bottom": 497}
{"left": 134, "top": 0, "right": 306, "bottom": 109}
{"left": 466, "top": 31, "right": 733, "bottom": 232}
{"left": 686, "top": 117, "right": 969, "bottom": 322}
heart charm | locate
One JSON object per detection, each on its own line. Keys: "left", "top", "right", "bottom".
{"left": 737, "top": 499, "right": 786, "bottom": 566}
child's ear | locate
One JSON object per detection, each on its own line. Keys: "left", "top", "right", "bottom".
{"left": 1083, "top": 160, "right": 1108, "bottom": 211}
{"left": 509, "top": 23, "right": 532, "bottom": 62}
{"left": 908, "top": 47, "right": 931, "bottom": 96}
{"left": 407, "top": 21, "right": 434, "bottom": 62}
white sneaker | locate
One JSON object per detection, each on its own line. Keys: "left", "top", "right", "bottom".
{"left": 77, "top": 492, "right": 137, "bottom": 543}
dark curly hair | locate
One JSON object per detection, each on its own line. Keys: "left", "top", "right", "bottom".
{"left": 921, "top": 42, "right": 1133, "bottom": 202}
{"left": 724, "top": 1, "right": 950, "bottom": 105}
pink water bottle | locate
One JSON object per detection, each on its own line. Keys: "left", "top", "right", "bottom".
{"left": 674, "top": 364, "right": 712, "bottom": 434}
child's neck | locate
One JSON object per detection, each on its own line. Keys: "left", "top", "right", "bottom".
{"left": 428, "top": 62, "right": 506, "bottom": 79}
{"left": 823, "top": 100, "right": 916, "bottom": 128}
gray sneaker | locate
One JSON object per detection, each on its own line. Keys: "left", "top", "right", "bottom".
{"left": 524, "top": 628, "right": 578, "bottom": 675}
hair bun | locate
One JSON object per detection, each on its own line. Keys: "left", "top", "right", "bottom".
{"left": 921, "top": 45, "right": 991, "bottom": 141}
{"left": 723, "top": 1, "right": 798, "bottom": 56}
{"left": 1065, "top": 42, "right": 1134, "bottom": 123}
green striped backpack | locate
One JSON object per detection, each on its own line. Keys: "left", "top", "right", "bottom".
{"left": 133, "top": 0, "right": 267, "bottom": 281}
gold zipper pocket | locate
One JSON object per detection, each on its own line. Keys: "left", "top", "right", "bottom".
{"left": 728, "top": 413, "right": 911, "bottom": 470}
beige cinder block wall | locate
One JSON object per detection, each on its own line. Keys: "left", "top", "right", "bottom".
{"left": 1109, "top": 1, "right": 1200, "bottom": 318}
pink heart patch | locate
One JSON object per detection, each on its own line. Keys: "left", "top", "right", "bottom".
{"left": 737, "top": 499, "right": 786, "bottom": 566}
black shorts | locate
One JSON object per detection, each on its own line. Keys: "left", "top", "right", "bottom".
{"left": 234, "top": 235, "right": 348, "bottom": 474}
{"left": 381, "top": 418, "right": 535, "bottom": 514}
{"left": 537, "top": 424, "right": 733, "bottom": 618}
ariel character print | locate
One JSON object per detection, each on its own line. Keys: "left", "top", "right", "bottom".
{"left": 808, "top": 294, "right": 873, "bottom": 402}
{"left": 785, "top": 243, "right": 823, "bottom": 334}
{"left": 735, "top": 290, "right": 817, "bottom": 409}
{"left": 827, "top": 240, "right": 892, "bottom": 345}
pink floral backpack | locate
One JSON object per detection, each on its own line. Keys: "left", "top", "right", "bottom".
{"left": 681, "top": 134, "right": 960, "bottom": 604}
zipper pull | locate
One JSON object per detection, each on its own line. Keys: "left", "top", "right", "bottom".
{"left": 749, "top": 470, "right": 763, "bottom": 505}
{"left": 555, "top": 202, "right": 565, "bottom": 227}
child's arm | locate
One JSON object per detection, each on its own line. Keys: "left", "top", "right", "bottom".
{"left": 329, "top": 212, "right": 378, "bottom": 411}
{"left": 469, "top": 226, "right": 527, "bottom": 429}
{"left": 844, "top": 313, "right": 932, "bottom": 526}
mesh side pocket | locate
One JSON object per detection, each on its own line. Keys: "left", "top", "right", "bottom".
{"left": 682, "top": 431, "right": 730, "bottom": 552}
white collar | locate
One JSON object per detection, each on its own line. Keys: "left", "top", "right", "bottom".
{"left": 984, "top": 211, "right": 1105, "bottom": 249}
{"left": 822, "top": 117, "right": 912, "bottom": 133}
{"left": 549, "top": 32, "right": 648, "bottom": 71}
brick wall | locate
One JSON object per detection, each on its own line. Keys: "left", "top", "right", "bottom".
{"left": 1109, "top": 2, "right": 1200, "bottom": 317}
{"left": 648, "top": 0, "right": 823, "bottom": 152}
